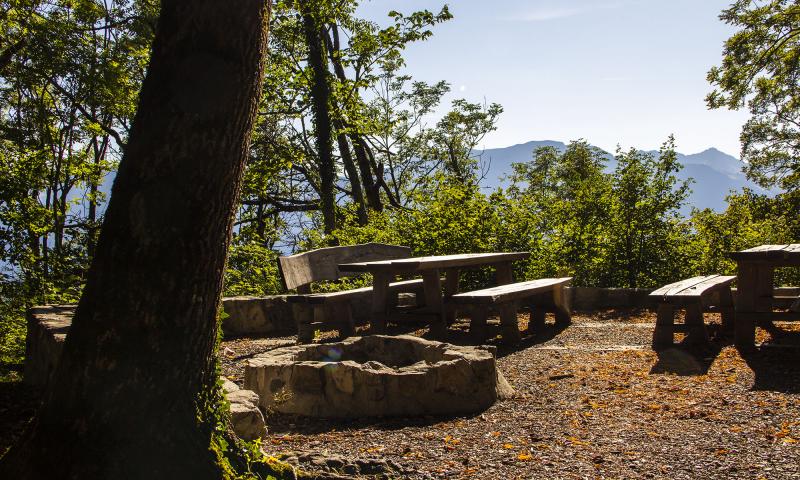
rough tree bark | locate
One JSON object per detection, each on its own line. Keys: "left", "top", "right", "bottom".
{"left": 301, "top": 9, "right": 337, "bottom": 235}
{"left": 0, "top": 0, "right": 270, "bottom": 478}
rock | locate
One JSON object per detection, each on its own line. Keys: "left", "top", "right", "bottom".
{"left": 279, "top": 451, "right": 403, "bottom": 478}
{"left": 221, "top": 377, "right": 240, "bottom": 393}
{"left": 223, "top": 381, "right": 267, "bottom": 441}
{"left": 244, "top": 335, "right": 514, "bottom": 418}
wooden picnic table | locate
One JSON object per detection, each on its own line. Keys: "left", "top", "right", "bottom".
{"left": 729, "top": 244, "right": 800, "bottom": 349}
{"left": 338, "top": 252, "right": 530, "bottom": 337}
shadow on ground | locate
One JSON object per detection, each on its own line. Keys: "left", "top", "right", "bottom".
{"left": 741, "top": 320, "right": 800, "bottom": 394}
{"left": 0, "top": 380, "right": 39, "bottom": 454}
{"left": 649, "top": 344, "right": 723, "bottom": 376}
{"left": 265, "top": 408, "right": 485, "bottom": 436}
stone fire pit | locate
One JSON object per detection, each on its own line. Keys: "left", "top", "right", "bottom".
{"left": 244, "top": 335, "right": 514, "bottom": 418}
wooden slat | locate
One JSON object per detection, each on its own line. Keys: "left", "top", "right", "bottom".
{"left": 650, "top": 275, "right": 735, "bottom": 299}
{"left": 650, "top": 276, "right": 714, "bottom": 297}
{"left": 668, "top": 275, "right": 736, "bottom": 297}
{"left": 279, "top": 243, "right": 411, "bottom": 290}
{"left": 745, "top": 244, "right": 787, "bottom": 252}
{"left": 287, "top": 277, "right": 426, "bottom": 304}
{"left": 730, "top": 244, "right": 800, "bottom": 262}
{"left": 449, "top": 277, "right": 572, "bottom": 305}
{"left": 339, "top": 251, "right": 531, "bottom": 273}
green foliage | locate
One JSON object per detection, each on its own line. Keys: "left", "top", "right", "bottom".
{"left": 331, "top": 138, "right": 703, "bottom": 290}
{"left": 0, "top": 277, "right": 27, "bottom": 382}
{"left": 690, "top": 189, "right": 800, "bottom": 285}
{"left": 707, "top": 0, "right": 800, "bottom": 191}
{"left": 0, "top": 0, "right": 155, "bottom": 307}
{"left": 508, "top": 141, "right": 612, "bottom": 285}
{"left": 602, "top": 137, "right": 694, "bottom": 288}
{"left": 224, "top": 240, "right": 282, "bottom": 297}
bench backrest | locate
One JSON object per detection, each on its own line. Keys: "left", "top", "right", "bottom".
{"left": 278, "top": 243, "right": 412, "bottom": 292}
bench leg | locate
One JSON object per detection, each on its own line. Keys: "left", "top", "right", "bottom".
{"left": 527, "top": 307, "right": 546, "bottom": 333}
{"left": 423, "top": 270, "right": 446, "bottom": 339}
{"left": 293, "top": 304, "right": 315, "bottom": 344}
{"left": 371, "top": 272, "right": 391, "bottom": 334}
{"left": 499, "top": 303, "right": 521, "bottom": 345}
{"left": 653, "top": 302, "right": 674, "bottom": 349}
{"left": 719, "top": 286, "right": 734, "bottom": 333}
{"left": 684, "top": 301, "right": 709, "bottom": 346}
{"left": 553, "top": 285, "right": 571, "bottom": 326}
{"left": 444, "top": 270, "right": 460, "bottom": 326}
{"left": 335, "top": 302, "right": 355, "bottom": 338}
{"left": 469, "top": 305, "right": 489, "bottom": 343}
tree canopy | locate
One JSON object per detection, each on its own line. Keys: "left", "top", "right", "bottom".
{"left": 707, "top": 0, "right": 800, "bottom": 191}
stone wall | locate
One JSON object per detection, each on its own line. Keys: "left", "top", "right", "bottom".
{"left": 221, "top": 294, "right": 374, "bottom": 337}
{"left": 24, "top": 305, "right": 74, "bottom": 389}
{"left": 567, "top": 287, "right": 654, "bottom": 310}
{"left": 220, "top": 287, "right": 800, "bottom": 336}
{"left": 23, "top": 306, "right": 267, "bottom": 439}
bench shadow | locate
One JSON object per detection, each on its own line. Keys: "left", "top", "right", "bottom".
{"left": 739, "top": 320, "right": 800, "bottom": 393}
{"left": 649, "top": 323, "right": 732, "bottom": 376}
{"left": 415, "top": 316, "right": 570, "bottom": 359}
{"left": 649, "top": 342, "right": 723, "bottom": 376}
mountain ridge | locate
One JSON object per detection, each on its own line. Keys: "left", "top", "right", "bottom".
{"left": 474, "top": 140, "right": 772, "bottom": 214}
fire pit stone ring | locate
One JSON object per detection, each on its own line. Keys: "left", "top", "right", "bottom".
{"left": 244, "top": 335, "right": 514, "bottom": 418}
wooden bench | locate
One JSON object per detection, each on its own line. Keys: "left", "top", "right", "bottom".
{"left": 649, "top": 275, "right": 736, "bottom": 348}
{"left": 448, "top": 277, "right": 572, "bottom": 344}
{"left": 279, "top": 243, "right": 426, "bottom": 343}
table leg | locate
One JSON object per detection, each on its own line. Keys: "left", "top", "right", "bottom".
{"left": 735, "top": 262, "right": 757, "bottom": 350}
{"left": 444, "top": 269, "right": 460, "bottom": 326}
{"left": 652, "top": 303, "right": 675, "bottom": 349}
{"left": 469, "top": 305, "right": 489, "bottom": 343}
{"left": 371, "top": 271, "right": 392, "bottom": 334}
{"left": 755, "top": 265, "right": 774, "bottom": 313}
{"left": 423, "top": 270, "right": 446, "bottom": 338}
{"left": 495, "top": 262, "right": 514, "bottom": 285}
{"left": 500, "top": 303, "right": 522, "bottom": 344}
{"left": 719, "top": 286, "right": 735, "bottom": 333}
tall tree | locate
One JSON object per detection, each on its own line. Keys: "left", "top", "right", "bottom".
{"left": 0, "top": 0, "right": 270, "bottom": 478}
{"left": 707, "top": 0, "right": 800, "bottom": 191}
{"left": 299, "top": 1, "right": 337, "bottom": 235}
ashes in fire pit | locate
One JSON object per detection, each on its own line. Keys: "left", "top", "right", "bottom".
{"left": 244, "top": 335, "right": 514, "bottom": 418}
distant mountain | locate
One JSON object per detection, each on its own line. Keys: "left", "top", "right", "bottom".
{"left": 474, "top": 140, "right": 774, "bottom": 214}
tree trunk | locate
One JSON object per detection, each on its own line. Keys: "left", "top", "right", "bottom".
{"left": 334, "top": 120, "right": 368, "bottom": 224}
{"left": 325, "top": 25, "right": 383, "bottom": 212}
{"left": 0, "top": 0, "right": 270, "bottom": 478}
{"left": 301, "top": 11, "right": 336, "bottom": 235}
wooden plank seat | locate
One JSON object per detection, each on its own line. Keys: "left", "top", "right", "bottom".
{"left": 649, "top": 274, "right": 736, "bottom": 349}
{"left": 448, "top": 277, "right": 572, "bottom": 344}
{"left": 279, "top": 243, "right": 426, "bottom": 343}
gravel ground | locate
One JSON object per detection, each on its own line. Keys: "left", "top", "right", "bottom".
{"left": 2, "top": 309, "right": 798, "bottom": 479}
{"left": 221, "top": 309, "right": 800, "bottom": 479}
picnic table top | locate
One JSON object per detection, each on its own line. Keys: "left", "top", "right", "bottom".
{"left": 728, "top": 244, "right": 800, "bottom": 262}
{"left": 338, "top": 251, "right": 530, "bottom": 273}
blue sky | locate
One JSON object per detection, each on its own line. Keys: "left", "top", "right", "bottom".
{"left": 357, "top": 0, "right": 749, "bottom": 156}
